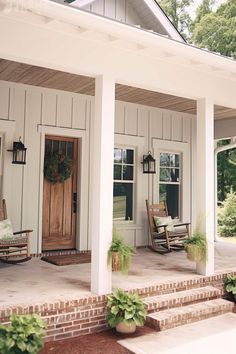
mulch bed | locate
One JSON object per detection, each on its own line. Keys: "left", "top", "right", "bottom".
{"left": 41, "top": 251, "right": 91, "bottom": 266}
{"left": 40, "top": 327, "right": 154, "bottom": 354}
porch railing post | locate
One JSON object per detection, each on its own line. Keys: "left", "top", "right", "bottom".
{"left": 90, "top": 74, "right": 115, "bottom": 295}
{"left": 195, "top": 98, "right": 215, "bottom": 275}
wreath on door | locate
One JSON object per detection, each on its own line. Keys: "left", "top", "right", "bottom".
{"left": 44, "top": 153, "right": 72, "bottom": 184}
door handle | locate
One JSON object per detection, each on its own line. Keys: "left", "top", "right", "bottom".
{"left": 73, "top": 192, "right": 77, "bottom": 213}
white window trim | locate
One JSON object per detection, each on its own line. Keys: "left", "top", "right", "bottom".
{"left": 114, "top": 134, "right": 145, "bottom": 226}
{"left": 113, "top": 146, "right": 135, "bottom": 222}
{"left": 153, "top": 139, "right": 190, "bottom": 223}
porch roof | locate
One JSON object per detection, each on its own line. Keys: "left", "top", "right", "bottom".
{"left": 3, "top": 0, "right": 236, "bottom": 77}
{"left": 0, "top": 0, "right": 236, "bottom": 112}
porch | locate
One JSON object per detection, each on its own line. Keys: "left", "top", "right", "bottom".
{"left": 0, "top": 241, "right": 235, "bottom": 308}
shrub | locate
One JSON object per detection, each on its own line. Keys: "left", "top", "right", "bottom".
{"left": 218, "top": 190, "right": 236, "bottom": 237}
{"left": 0, "top": 314, "right": 46, "bottom": 354}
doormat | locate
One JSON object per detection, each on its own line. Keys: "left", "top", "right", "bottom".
{"left": 41, "top": 251, "right": 91, "bottom": 266}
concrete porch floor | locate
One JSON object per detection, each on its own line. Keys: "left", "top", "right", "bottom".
{"left": 0, "top": 241, "right": 236, "bottom": 308}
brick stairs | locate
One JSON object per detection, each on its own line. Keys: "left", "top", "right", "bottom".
{"left": 144, "top": 286, "right": 234, "bottom": 331}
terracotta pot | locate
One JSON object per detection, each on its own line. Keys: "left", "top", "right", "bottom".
{"left": 116, "top": 321, "right": 136, "bottom": 334}
{"left": 112, "top": 252, "right": 121, "bottom": 272}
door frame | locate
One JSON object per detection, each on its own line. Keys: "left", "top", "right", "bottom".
{"left": 38, "top": 125, "right": 89, "bottom": 254}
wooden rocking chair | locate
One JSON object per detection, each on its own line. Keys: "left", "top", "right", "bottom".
{"left": 146, "top": 200, "right": 190, "bottom": 254}
{"left": 0, "top": 200, "right": 32, "bottom": 263}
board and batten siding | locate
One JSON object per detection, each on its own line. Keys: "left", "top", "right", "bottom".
{"left": 0, "top": 80, "right": 194, "bottom": 254}
{"left": 83, "top": 0, "right": 144, "bottom": 27}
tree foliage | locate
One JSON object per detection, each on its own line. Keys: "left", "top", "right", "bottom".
{"left": 157, "top": 0, "right": 193, "bottom": 37}
{"left": 218, "top": 190, "right": 236, "bottom": 237}
{"left": 191, "top": 0, "right": 236, "bottom": 58}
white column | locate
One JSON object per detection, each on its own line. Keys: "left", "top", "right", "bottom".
{"left": 90, "top": 75, "right": 115, "bottom": 295}
{"left": 196, "top": 98, "right": 214, "bottom": 275}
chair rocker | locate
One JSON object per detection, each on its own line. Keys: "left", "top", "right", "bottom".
{"left": 146, "top": 199, "right": 190, "bottom": 254}
{"left": 0, "top": 200, "right": 32, "bottom": 264}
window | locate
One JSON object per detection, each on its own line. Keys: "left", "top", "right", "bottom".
{"left": 113, "top": 147, "right": 135, "bottom": 221}
{"left": 159, "top": 152, "right": 181, "bottom": 219}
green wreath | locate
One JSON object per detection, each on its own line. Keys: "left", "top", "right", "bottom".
{"left": 44, "top": 154, "right": 72, "bottom": 184}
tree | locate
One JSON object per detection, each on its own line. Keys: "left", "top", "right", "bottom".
{"left": 157, "top": 0, "right": 193, "bottom": 38}
{"left": 192, "top": 0, "right": 236, "bottom": 58}
{"left": 218, "top": 190, "right": 236, "bottom": 237}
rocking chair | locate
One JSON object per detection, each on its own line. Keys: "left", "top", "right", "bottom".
{"left": 146, "top": 200, "right": 190, "bottom": 254}
{"left": 0, "top": 200, "right": 32, "bottom": 263}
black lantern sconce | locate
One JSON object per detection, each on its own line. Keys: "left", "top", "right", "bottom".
{"left": 8, "top": 137, "right": 27, "bottom": 165}
{"left": 142, "top": 151, "right": 156, "bottom": 174}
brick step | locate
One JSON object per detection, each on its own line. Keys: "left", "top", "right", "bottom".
{"left": 144, "top": 286, "right": 221, "bottom": 312}
{"left": 146, "top": 298, "right": 233, "bottom": 331}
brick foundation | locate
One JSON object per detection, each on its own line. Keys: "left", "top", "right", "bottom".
{"left": 0, "top": 271, "right": 235, "bottom": 342}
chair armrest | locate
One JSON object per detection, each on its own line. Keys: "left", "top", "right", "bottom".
{"left": 13, "top": 230, "right": 33, "bottom": 235}
{"left": 156, "top": 224, "right": 168, "bottom": 229}
{"left": 173, "top": 223, "right": 190, "bottom": 228}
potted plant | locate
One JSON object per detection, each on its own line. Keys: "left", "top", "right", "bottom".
{"left": 225, "top": 274, "right": 236, "bottom": 301}
{"left": 106, "top": 289, "right": 147, "bottom": 334}
{"left": 108, "top": 229, "right": 135, "bottom": 274}
{"left": 0, "top": 314, "right": 46, "bottom": 354}
{"left": 183, "top": 229, "right": 207, "bottom": 262}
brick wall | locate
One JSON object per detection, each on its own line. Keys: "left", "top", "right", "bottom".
{"left": 0, "top": 271, "right": 234, "bottom": 342}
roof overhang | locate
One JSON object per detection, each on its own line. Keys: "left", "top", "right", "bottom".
{"left": 0, "top": 0, "right": 236, "bottom": 109}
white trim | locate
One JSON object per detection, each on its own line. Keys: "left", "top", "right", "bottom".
{"left": 143, "top": 0, "right": 184, "bottom": 42}
{"left": 114, "top": 134, "right": 145, "bottom": 227}
{"left": 153, "top": 139, "right": 190, "bottom": 223}
{"left": 71, "top": 0, "right": 96, "bottom": 7}
{"left": 37, "top": 125, "right": 89, "bottom": 253}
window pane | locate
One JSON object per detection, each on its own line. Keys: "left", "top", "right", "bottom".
{"left": 160, "top": 153, "right": 170, "bottom": 167}
{"left": 52, "top": 140, "right": 59, "bottom": 155}
{"left": 114, "top": 165, "right": 122, "bottom": 180}
{"left": 160, "top": 168, "right": 171, "bottom": 182}
{"left": 170, "top": 168, "right": 179, "bottom": 182}
{"left": 114, "top": 148, "right": 122, "bottom": 163}
{"left": 159, "top": 184, "right": 179, "bottom": 218}
{"left": 170, "top": 154, "right": 180, "bottom": 167}
{"left": 123, "top": 165, "right": 133, "bottom": 180}
{"left": 113, "top": 183, "right": 133, "bottom": 221}
{"left": 67, "top": 142, "right": 74, "bottom": 159}
{"left": 123, "top": 149, "right": 134, "bottom": 164}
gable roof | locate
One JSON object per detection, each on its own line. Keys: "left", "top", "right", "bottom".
{"left": 68, "top": 0, "right": 184, "bottom": 42}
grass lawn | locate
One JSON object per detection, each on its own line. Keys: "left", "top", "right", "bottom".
{"left": 219, "top": 237, "right": 236, "bottom": 244}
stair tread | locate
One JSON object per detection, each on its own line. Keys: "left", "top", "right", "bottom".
{"left": 147, "top": 298, "right": 233, "bottom": 321}
{"left": 144, "top": 286, "right": 221, "bottom": 305}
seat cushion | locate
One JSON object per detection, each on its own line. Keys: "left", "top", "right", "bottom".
{"left": 0, "top": 219, "right": 26, "bottom": 246}
{"left": 153, "top": 216, "right": 175, "bottom": 233}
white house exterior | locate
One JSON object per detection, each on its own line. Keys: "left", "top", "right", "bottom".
{"left": 0, "top": 0, "right": 236, "bottom": 294}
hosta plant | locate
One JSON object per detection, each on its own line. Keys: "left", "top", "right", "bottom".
{"left": 225, "top": 274, "right": 236, "bottom": 296}
{"left": 106, "top": 289, "right": 147, "bottom": 333}
{"left": 0, "top": 314, "right": 46, "bottom": 354}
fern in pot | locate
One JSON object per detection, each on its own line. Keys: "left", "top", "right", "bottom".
{"left": 108, "top": 229, "right": 135, "bottom": 274}
{"left": 184, "top": 229, "right": 207, "bottom": 262}
{"left": 106, "top": 289, "right": 147, "bottom": 334}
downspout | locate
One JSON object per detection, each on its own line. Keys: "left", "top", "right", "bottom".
{"left": 214, "top": 137, "right": 236, "bottom": 241}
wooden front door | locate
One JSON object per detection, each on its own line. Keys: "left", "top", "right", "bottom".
{"left": 42, "top": 135, "right": 78, "bottom": 251}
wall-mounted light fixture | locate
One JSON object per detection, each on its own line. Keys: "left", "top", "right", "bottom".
{"left": 142, "top": 151, "right": 156, "bottom": 174}
{"left": 8, "top": 137, "right": 27, "bottom": 165}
